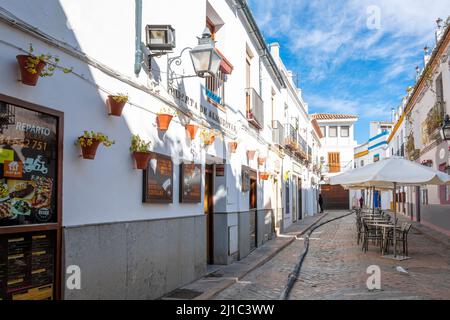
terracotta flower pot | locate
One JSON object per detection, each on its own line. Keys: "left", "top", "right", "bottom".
{"left": 186, "top": 124, "right": 199, "bottom": 140}
{"left": 157, "top": 114, "right": 173, "bottom": 131}
{"left": 257, "top": 157, "right": 266, "bottom": 166}
{"left": 229, "top": 142, "right": 238, "bottom": 153}
{"left": 204, "top": 135, "right": 215, "bottom": 146}
{"left": 107, "top": 95, "right": 127, "bottom": 116}
{"left": 80, "top": 138, "right": 101, "bottom": 160}
{"left": 247, "top": 150, "right": 256, "bottom": 161}
{"left": 259, "top": 172, "right": 270, "bottom": 181}
{"left": 133, "top": 151, "right": 152, "bottom": 170}
{"left": 16, "top": 55, "right": 46, "bottom": 86}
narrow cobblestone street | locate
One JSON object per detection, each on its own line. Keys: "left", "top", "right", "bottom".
{"left": 215, "top": 211, "right": 450, "bottom": 300}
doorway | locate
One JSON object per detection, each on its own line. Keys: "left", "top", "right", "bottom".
{"left": 292, "top": 178, "right": 298, "bottom": 223}
{"left": 204, "top": 165, "right": 214, "bottom": 264}
{"left": 298, "top": 177, "right": 303, "bottom": 220}
{"left": 249, "top": 175, "right": 257, "bottom": 251}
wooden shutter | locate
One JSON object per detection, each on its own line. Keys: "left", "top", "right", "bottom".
{"left": 328, "top": 152, "right": 340, "bottom": 173}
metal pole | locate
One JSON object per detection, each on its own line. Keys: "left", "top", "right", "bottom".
{"left": 393, "top": 182, "right": 397, "bottom": 258}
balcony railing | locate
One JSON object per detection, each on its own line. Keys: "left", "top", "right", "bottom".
{"left": 272, "top": 120, "right": 284, "bottom": 146}
{"left": 246, "top": 88, "right": 264, "bottom": 129}
{"left": 284, "top": 124, "right": 297, "bottom": 149}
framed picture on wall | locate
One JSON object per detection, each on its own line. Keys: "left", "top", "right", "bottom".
{"left": 179, "top": 163, "right": 202, "bottom": 203}
{"left": 143, "top": 152, "right": 173, "bottom": 203}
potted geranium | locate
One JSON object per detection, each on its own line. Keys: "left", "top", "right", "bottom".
{"left": 259, "top": 172, "right": 270, "bottom": 181}
{"left": 200, "top": 129, "right": 216, "bottom": 146}
{"left": 16, "top": 44, "right": 71, "bottom": 86}
{"left": 130, "top": 134, "right": 152, "bottom": 169}
{"left": 157, "top": 107, "right": 177, "bottom": 131}
{"left": 107, "top": 93, "right": 128, "bottom": 116}
{"left": 76, "top": 131, "right": 115, "bottom": 160}
{"left": 185, "top": 123, "right": 199, "bottom": 140}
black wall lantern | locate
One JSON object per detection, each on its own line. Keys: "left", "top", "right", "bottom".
{"left": 441, "top": 114, "right": 450, "bottom": 141}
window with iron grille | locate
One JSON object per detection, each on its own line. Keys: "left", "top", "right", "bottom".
{"left": 205, "top": 70, "right": 226, "bottom": 108}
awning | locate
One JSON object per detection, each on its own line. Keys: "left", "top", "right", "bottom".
{"left": 216, "top": 48, "right": 234, "bottom": 75}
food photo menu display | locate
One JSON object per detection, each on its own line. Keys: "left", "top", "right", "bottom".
{"left": 0, "top": 103, "right": 57, "bottom": 227}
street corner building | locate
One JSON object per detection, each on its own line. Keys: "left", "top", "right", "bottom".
{"left": 0, "top": 0, "right": 322, "bottom": 300}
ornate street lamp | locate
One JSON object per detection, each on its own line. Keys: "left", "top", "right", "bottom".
{"left": 441, "top": 114, "right": 450, "bottom": 141}
{"left": 189, "top": 28, "right": 222, "bottom": 78}
{"left": 167, "top": 28, "right": 222, "bottom": 87}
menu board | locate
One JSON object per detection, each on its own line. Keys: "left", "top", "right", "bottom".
{"left": 180, "top": 164, "right": 201, "bottom": 203}
{"left": 143, "top": 152, "right": 173, "bottom": 203}
{"left": 0, "top": 231, "right": 55, "bottom": 300}
{"left": 0, "top": 102, "right": 57, "bottom": 226}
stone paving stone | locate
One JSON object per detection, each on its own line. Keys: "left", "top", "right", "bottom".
{"left": 215, "top": 211, "right": 450, "bottom": 300}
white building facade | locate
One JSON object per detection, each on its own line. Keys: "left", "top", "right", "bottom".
{"left": 0, "top": 0, "right": 322, "bottom": 300}
{"left": 312, "top": 114, "right": 358, "bottom": 210}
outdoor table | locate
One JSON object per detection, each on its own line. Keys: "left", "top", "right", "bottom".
{"left": 365, "top": 223, "right": 401, "bottom": 255}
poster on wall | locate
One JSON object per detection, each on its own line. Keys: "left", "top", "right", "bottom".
{"left": 179, "top": 164, "right": 201, "bottom": 203}
{"left": 143, "top": 152, "right": 173, "bottom": 203}
{"left": 0, "top": 102, "right": 57, "bottom": 227}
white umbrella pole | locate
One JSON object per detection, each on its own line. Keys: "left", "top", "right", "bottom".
{"left": 393, "top": 182, "right": 397, "bottom": 258}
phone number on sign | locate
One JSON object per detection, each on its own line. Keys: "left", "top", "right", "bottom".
{"left": 0, "top": 136, "right": 48, "bottom": 151}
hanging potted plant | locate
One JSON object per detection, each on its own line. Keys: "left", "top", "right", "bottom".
{"left": 257, "top": 156, "right": 266, "bottom": 166}
{"left": 76, "top": 131, "right": 115, "bottom": 160}
{"left": 200, "top": 129, "right": 216, "bottom": 146}
{"left": 259, "top": 172, "right": 270, "bottom": 181}
{"left": 107, "top": 93, "right": 128, "bottom": 116}
{"left": 185, "top": 123, "right": 199, "bottom": 140}
{"left": 157, "top": 107, "right": 177, "bottom": 131}
{"left": 247, "top": 150, "right": 256, "bottom": 161}
{"left": 16, "top": 44, "right": 71, "bottom": 86}
{"left": 130, "top": 134, "right": 152, "bottom": 169}
{"left": 229, "top": 140, "right": 239, "bottom": 153}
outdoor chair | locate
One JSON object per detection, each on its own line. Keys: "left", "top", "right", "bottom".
{"left": 385, "top": 223, "right": 412, "bottom": 256}
{"left": 362, "top": 221, "right": 383, "bottom": 253}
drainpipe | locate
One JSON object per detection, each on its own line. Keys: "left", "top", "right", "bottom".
{"left": 134, "top": 0, "right": 143, "bottom": 76}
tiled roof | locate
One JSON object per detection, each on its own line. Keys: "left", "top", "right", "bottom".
{"left": 311, "top": 113, "right": 359, "bottom": 120}
{"left": 311, "top": 119, "right": 324, "bottom": 138}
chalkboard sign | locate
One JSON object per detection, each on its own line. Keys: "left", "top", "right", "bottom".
{"left": 0, "top": 103, "right": 57, "bottom": 226}
{"left": 180, "top": 164, "right": 201, "bottom": 203}
{"left": 143, "top": 152, "right": 173, "bottom": 203}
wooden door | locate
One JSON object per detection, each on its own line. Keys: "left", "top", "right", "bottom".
{"left": 328, "top": 152, "right": 341, "bottom": 173}
{"left": 249, "top": 177, "right": 257, "bottom": 251}
{"left": 204, "top": 165, "right": 214, "bottom": 264}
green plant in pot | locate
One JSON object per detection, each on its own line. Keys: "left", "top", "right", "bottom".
{"left": 16, "top": 44, "right": 72, "bottom": 86}
{"left": 76, "top": 131, "right": 115, "bottom": 160}
{"left": 107, "top": 93, "right": 128, "bottom": 116}
{"left": 130, "top": 134, "right": 152, "bottom": 169}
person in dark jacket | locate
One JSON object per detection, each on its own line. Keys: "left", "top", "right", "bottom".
{"left": 318, "top": 194, "right": 324, "bottom": 213}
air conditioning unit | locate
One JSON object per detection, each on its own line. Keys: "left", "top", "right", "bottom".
{"left": 145, "top": 25, "right": 176, "bottom": 52}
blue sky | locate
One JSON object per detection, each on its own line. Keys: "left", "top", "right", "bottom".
{"left": 248, "top": 0, "right": 450, "bottom": 144}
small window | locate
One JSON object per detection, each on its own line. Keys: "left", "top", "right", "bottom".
{"left": 341, "top": 126, "right": 350, "bottom": 137}
{"left": 361, "top": 160, "right": 364, "bottom": 167}
{"left": 320, "top": 126, "right": 326, "bottom": 137}
{"left": 205, "top": 70, "right": 226, "bottom": 108}
{"left": 329, "top": 126, "right": 337, "bottom": 137}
